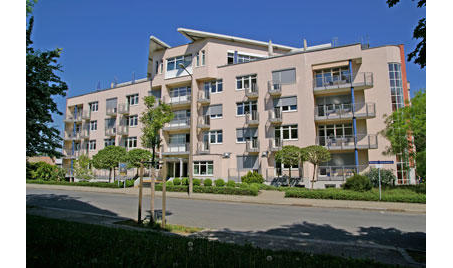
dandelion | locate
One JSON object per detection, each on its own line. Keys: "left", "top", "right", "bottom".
{"left": 266, "top": 256, "right": 273, "bottom": 261}
{"left": 188, "top": 241, "right": 193, "bottom": 247}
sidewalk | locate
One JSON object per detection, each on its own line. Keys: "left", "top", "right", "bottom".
{"left": 26, "top": 183, "right": 426, "bottom": 214}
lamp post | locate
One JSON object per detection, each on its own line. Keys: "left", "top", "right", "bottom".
{"left": 178, "top": 63, "right": 194, "bottom": 197}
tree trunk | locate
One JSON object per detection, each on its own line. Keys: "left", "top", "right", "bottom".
{"left": 109, "top": 168, "right": 112, "bottom": 183}
{"left": 288, "top": 166, "right": 292, "bottom": 187}
{"left": 150, "top": 145, "right": 156, "bottom": 223}
{"left": 311, "top": 164, "right": 317, "bottom": 190}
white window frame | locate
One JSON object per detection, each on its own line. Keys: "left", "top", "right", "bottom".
{"left": 206, "top": 130, "right": 223, "bottom": 144}
{"left": 236, "top": 74, "right": 257, "bottom": 91}
{"left": 90, "top": 120, "right": 97, "bottom": 131}
{"left": 167, "top": 54, "right": 192, "bottom": 71}
{"left": 89, "top": 140, "right": 96, "bottom": 151}
{"left": 127, "top": 94, "right": 139, "bottom": 106}
{"left": 275, "top": 125, "right": 298, "bottom": 141}
{"left": 128, "top": 115, "right": 138, "bottom": 127}
{"left": 281, "top": 104, "right": 297, "bottom": 112}
{"left": 317, "top": 123, "right": 353, "bottom": 138}
{"left": 104, "top": 138, "right": 115, "bottom": 147}
{"left": 89, "top": 101, "right": 98, "bottom": 112}
{"left": 196, "top": 52, "right": 200, "bottom": 67}
{"left": 201, "top": 50, "right": 205, "bottom": 66}
{"left": 193, "top": 161, "right": 214, "bottom": 176}
{"left": 236, "top": 101, "right": 257, "bottom": 116}
{"left": 126, "top": 137, "right": 137, "bottom": 148}
{"left": 204, "top": 79, "right": 223, "bottom": 94}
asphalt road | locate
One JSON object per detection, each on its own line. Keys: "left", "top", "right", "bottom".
{"left": 26, "top": 187, "right": 426, "bottom": 251}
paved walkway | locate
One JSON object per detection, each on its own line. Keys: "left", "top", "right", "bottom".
{"left": 26, "top": 184, "right": 426, "bottom": 214}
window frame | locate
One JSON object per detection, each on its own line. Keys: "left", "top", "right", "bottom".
{"left": 89, "top": 120, "right": 97, "bottom": 131}
{"left": 236, "top": 74, "right": 257, "bottom": 91}
{"left": 104, "top": 138, "right": 115, "bottom": 147}
{"left": 275, "top": 124, "right": 298, "bottom": 141}
{"left": 167, "top": 54, "right": 192, "bottom": 71}
{"left": 89, "top": 140, "right": 96, "bottom": 151}
{"left": 126, "top": 137, "right": 137, "bottom": 149}
{"left": 89, "top": 101, "right": 98, "bottom": 112}
{"left": 128, "top": 115, "right": 138, "bottom": 127}
{"left": 236, "top": 101, "right": 257, "bottom": 116}
{"left": 193, "top": 161, "right": 214, "bottom": 176}
{"left": 127, "top": 94, "right": 139, "bottom": 106}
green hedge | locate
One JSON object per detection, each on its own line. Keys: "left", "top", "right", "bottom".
{"left": 27, "top": 215, "right": 391, "bottom": 267}
{"left": 154, "top": 185, "right": 259, "bottom": 196}
{"left": 284, "top": 188, "right": 425, "bottom": 203}
{"left": 26, "top": 180, "right": 126, "bottom": 188}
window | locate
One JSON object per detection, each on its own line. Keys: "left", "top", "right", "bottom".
{"left": 89, "top": 140, "right": 96, "bottom": 151}
{"left": 169, "top": 87, "right": 191, "bottom": 98}
{"left": 204, "top": 79, "right": 223, "bottom": 94}
{"left": 160, "top": 62, "right": 163, "bottom": 73}
{"left": 236, "top": 74, "right": 257, "bottom": 90}
{"left": 127, "top": 94, "right": 139, "bottom": 106}
{"left": 274, "top": 96, "right": 298, "bottom": 112}
{"left": 167, "top": 55, "right": 192, "bottom": 71}
{"left": 272, "top": 68, "right": 296, "bottom": 84}
{"left": 126, "top": 137, "right": 137, "bottom": 148}
{"left": 275, "top": 125, "right": 298, "bottom": 140}
{"left": 237, "top": 155, "right": 259, "bottom": 170}
{"left": 204, "top": 130, "right": 223, "bottom": 144}
{"left": 236, "top": 101, "right": 257, "bottom": 116}
{"left": 169, "top": 134, "right": 188, "bottom": 144}
{"left": 89, "top": 101, "right": 98, "bottom": 112}
{"left": 388, "top": 63, "right": 405, "bottom": 111}
{"left": 314, "top": 67, "right": 350, "bottom": 87}
{"left": 155, "top": 60, "right": 159, "bottom": 74}
{"left": 128, "top": 115, "right": 138, "bottom": 127}
{"left": 74, "top": 142, "right": 81, "bottom": 151}
{"left": 205, "top": 104, "right": 222, "bottom": 119}
{"left": 236, "top": 128, "right": 258, "bottom": 143}
{"left": 396, "top": 153, "right": 410, "bottom": 184}
{"left": 196, "top": 52, "right": 200, "bottom": 67}
{"left": 317, "top": 123, "right": 353, "bottom": 139}
{"left": 201, "top": 50, "right": 205, "bottom": 66}
{"left": 104, "top": 138, "right": 115, "bottom": 147}
{"left": 228, "top": 52, "right": 264, "bottom": 65}
{"left": 90, "top": 120, "right": 97, "bottom": 131}
{"left": 193, "top": 161, "right": 213, "bottom": 176}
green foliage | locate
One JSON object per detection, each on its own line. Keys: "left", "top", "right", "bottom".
{"left": 27, "top": 161, "right": 65, "bottom": 181}
{"left": 241, "top": 171, "right": 265, "bottom": 184}
{"left": 193, "top": 178, "right": 201, "bottom": 186}
{"left": 166, "top": 181, "right": 174, "bottom": 187}
{"left": 73, "top": 154, "right": 93, "bottom": 181}
{"left": 125, "top": 149, "right": 152, "bottom": 168}
{"left": 26, "top": 0, "right": 38, "bottom": 15}
{"left": 363, "top": 168, "right": 396, "bottom": 187}
{"left": 239, "top": 183, "right": 249, "bottom": 189}
{"left": 172, "top": 178, "right": 181, "bottom": 185}
{"left": 26, "top": 16, "right": 68, "bottom": 158}
{"left": 226, "top": 180, "right": 236, "bottom": 188}
{"left": 275, "top": 145, "right": 302, "bottom": 168}
{"left": 214, "top": 179, "right": 225, "bottom": 187}
{"left": 153, "top": 185, "right": 259, "bottom": 196}
{"left": 91, "top": 146, "right": 127, "bottom": 182}
{"left": 27, "top": 180, "right": 122, "bottom": 188}
{"left": 304, "top": 145, "right": 331, "bottom": 189}
{"left": 203, "top": 179, "right": 212, "bottom": 187}
{"left": 181, "top": 177, "right": 189, "bottom": 186}
{"left": 343, "top": 174, "right": 373, "bottom": 192}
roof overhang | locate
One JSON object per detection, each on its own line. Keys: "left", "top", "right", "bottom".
{"left": 149, "top": 35, "right": 171, "bottom": 52}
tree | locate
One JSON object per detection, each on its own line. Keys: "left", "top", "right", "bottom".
{"left": 304, "top": 145, "right": 331, "bottom": 189}
{"left": 275, "top": 145, "right": 304, "bottom": 187}
{"left": 91, "top": 146, "right": 127, "bottom": 183}
{"left": 387, "top": 0, "right": 426, "bottom": 69}
{"left": 381, "top": 91, "right": 426, "bottom": 179}
{"left": 27, "top": 11, "right": 68, "bottom": 158}
{"left": 73, "top": 154, "right": 94, "bottom": 181}
{"left": 125, "top": 148, "right": 153, "bottom": 176}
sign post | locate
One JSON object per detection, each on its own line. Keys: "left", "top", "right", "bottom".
{"left": 369, "top": 161, "right": 394, "bottom": 201}
{"left": 119, "top": 163, "right": 127, "bottom": 188}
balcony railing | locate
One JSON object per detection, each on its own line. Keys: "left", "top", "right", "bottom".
{"left": 65, "top": 131, "right": 81, "bottom": 140}
{"left": 268, "top": 108, "right": 282, "bottom": 124}
{"left": 64, "top": 113, "right": 83, "bottom": 123}
{"left": 246, "top": 139, "right": 259, "bottom": 153}
{"left": 63, "top": 148, "right": 86, "bottom": 159}
{"left": 244, "top": 84, "right": 259, "bottom": 98}
{"left": 163, "top": 143, "right": 190, "bottom": 155}
{"left": 313, "top": 72, "right": 374, "bottom": 93}
{"left": 269, "top": 138, "right": 283, "bottom": 152}
{"left": 318, "top": 165, "right": 368, "bottom": 181}
{"left": 197, "top": 115, "right": 210, "bottom": 129}
{"left": 316, "top": 134, "right": 378, "bottom": 150}
{"left": 314, "top": 102, "right": 376, "bottom": 121}
{"left": 82, "top": 110, "right": 91, "bottom": 120}
{"left": 80, "top": 128, "right": 90, "bottom": 139}
{"left": 118, "top": 103, "right": 130, "bottom": 114}
{"left": 267, "top": 81, "right": 282, "bottom": 96}
{"left": 164, "top": 95, "right": 192, "bottom": 107}
{"left": 197, "top": 142, "right": 210, "bottom": 154}
{"left": 245, "top": 111, "right": 259, "bottom": 126}
{"left": 163, "top": 118, "right": 191, "bottom": 131}
{"left": 106, "top": 106, "right": 117, "bottom": 116}
{"left": 117, "top": 125, "right": 129, "bottom": 135}
{"left": 197, "top": 91, "right": 210, "bottom": 105}
{"left": 105, "top": 127, "right": 116, "bottom": 136}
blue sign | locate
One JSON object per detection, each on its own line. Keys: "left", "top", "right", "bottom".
{"left": 369, "top": 161, "right": 394, "bottom": 164}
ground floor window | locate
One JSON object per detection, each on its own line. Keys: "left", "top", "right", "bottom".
{"left": 89, "top": 140, "right": 96, "bottom": 151}
{"left": 104, "top": 138, "right": 115, "bottom": 147}
{"left": 126, "top": 137, "right": 137, "bottom": 148}
{"left": 193, "top": 161, "right": 213, "bottom": 176}
{"left": 396, "top": 154, "right": 410, "bottom": 184}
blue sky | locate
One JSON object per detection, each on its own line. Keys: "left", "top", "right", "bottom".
{"left": 30, "top": 0, "right": 425, "bottom": 134}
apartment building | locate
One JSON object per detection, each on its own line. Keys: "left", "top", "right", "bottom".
{"left": 63, "top": 28, "right": 415, "bottom": 188}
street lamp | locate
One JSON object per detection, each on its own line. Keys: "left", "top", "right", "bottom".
{"left": 178, "top": 63, "right": 194, "bottom": 197}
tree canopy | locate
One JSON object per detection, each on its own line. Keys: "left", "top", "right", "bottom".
{"left": 73, "top": 154, "right": 94, "bottom": 181}
{"left": 91, "top": 146, "right": 127, "bottom": 182}
{"left": 304, "top": 145, "right": 331, "bottom": 189}
{"left": 125, "top": 148, "right": 153, "bottom": 169}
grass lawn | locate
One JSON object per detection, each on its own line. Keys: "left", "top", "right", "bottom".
{"left": 114, "top": 219, "right": 204, "bottom": 234}
{"left": 27, "top": 214, "right": 394, "bottom": 267}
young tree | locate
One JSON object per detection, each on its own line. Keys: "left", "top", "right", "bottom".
{"left": 26, "top": 13, "right": 68, "bottom": 158}
{"left": 304, "top": 145, "right": 331, "bottom": 189}
{"left": 91, "top": 146, "right": 127, "bottom": 183}
{"left": 275, "top": 145, "right": 304, "bottom": 187}
{"left": 125, "top": 148, "right": 153, "bottom": 176}
{"left": 73, "top": 154, "right": 94, "bottom": 181}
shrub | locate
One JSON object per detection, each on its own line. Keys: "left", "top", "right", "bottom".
{"left": 343, "top": 174, "right": 372, "bottom": 192}
{"left": 27, "top": 161, "right": 65, "bottom": 181}
{"left": 364, "top": 168, "right": 396, "bottom": 187}
{"left": 239, "top": 183, "right": 249, "bottom": 189}
{"left": 226, "top": 180, "right": 236, "bottom": 188}
{"left": 172, "top": 178, "right": 181, "bottom": 185}
{"left": 241, "top": 171, "right": 264, "bottom": 184}
{"left": 214, "top": 179, "right": 225, "bottom": 187}
{"left": 181, "top": 177, "right": 189, "bottom": 186}
{"left": 203, "top": 179, "right": 212, "bottom": 187}
{"left": 193, "top": 178, "right": 201, "bottom": 186}
{"left": 166, "top": 181, "right": 174, "bottom": 186}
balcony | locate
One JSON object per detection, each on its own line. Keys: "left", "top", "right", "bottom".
{"left": 105, "top": 127, "right": 116, "bottom": 136}
{"left": 269, "top": 138, "right": 283, "bottom": 152}
{"left": 162, "top": 143, "right": 190, "bottom": 156}
{"left": 118, "top": 103, "right": 130, "bottom": 114}
{"left": 244, "top": 84, "right": 259, "bottom": 99}
{"left": 197, "top": 142, "right": 210, "bottom": 154}
{"left": 197, "top": 91, "right": 210, "bottom": 105}
{"left": 82, "top": 110, "right": 91, "bottom": 120}
{"left": 117, "top": 125, "right": 129, "bottom": 135}
{"left": 80, "top": 129, "right": 90, "bottom": 139}
{"left": 318, "top": 165, "right": 368, "bottom": 181}
{"left": 64, "top": 113, "right": 83, "bottom": 123}
{"left": 62, "top": 148, "right": 86, "bottom": 159}
{"left": 106, "top": 107, "right": 117, "bottom": 116}
{"left": 268, "top": 108, "right": 282, "bottom": 124}
{"left": 164, "top": 95, "right": 192, "bottom": 108}
{"left": 65, "top": 131, "right": 81, "bottom": 140}
{"left": 245, "top": 139, "right": 260, "bottom": 153}
{"left": 163, "top": 118, "right": 191, "bottom": 132}
{"left": 197, "top": 115, "right": 210, "bottom": 129}
{"left": 316, "top": 134, "right": 378, "bottom": 151}
{"left": 267, "top": 81, "right": 282, "bottom": 96}
{"left": 313, "top": 72, "right": 373, "bottom": 95}
{"left": 245, "top": 111, "right": 259, "bottom": 126}
{"left": 314, "top": 102, "right": 376, "bottom": 122}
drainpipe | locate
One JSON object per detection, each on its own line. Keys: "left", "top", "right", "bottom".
{"left": 349, "top": 60, "right": 359, "bottom": 173}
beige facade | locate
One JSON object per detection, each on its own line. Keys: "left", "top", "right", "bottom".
{"left": 63, "top": 28, "right": 413, "bottom": 188}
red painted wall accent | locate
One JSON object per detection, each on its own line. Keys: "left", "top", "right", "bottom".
{"left": 398, "top": 45, "right": 410, "bottom": 105}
